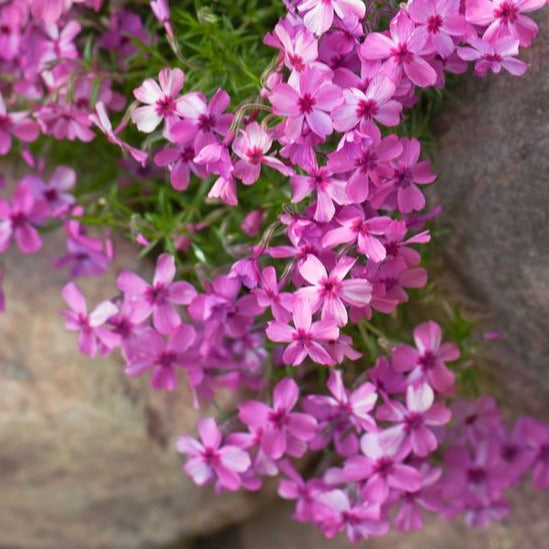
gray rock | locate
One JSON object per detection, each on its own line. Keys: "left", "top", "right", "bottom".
{"left": 0, "top": 230, "right": 267, "bottom": 549}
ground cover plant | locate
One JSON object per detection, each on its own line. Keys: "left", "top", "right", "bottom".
{"left": 1, "top": 0, "right": 548, "bottom": 542}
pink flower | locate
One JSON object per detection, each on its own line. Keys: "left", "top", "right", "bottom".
{"left": 124, "top": 324, "right": 197, "bottom": 390}
{"left": 151, "top": 0, "right": 174, "bottom": 38}
{"left": 361, "top": 11, "right": 437, "bottom": 88}
{"left": 0, "top": 181, "right": 48, "bottom": 254}
{"left": 172, "top": 88, "right": 233, "bottom": 142}
{"left": 297, "top": 254, "right": 372, "bottom": 326}
{"left": 270, "top": 67, "right": 343, "bottom": 140}
{"left": 298, "top": 0, "right": 366, "bottom": 36}
{"left": 322, "top": 206, "right": 393, "bottom": 262}
{"left": 0, "top": 93, "right": 40, "bottom": 155}
{"left": 266, "top": 298, "right": 339, "bottom": 365}
{"left": 62, "top": 282, "right": 119, "bottom": 357}
{"left": 457, "top": 35, "right": 528, "bottom": 76}
{"left": 332, "top": 76, "right": 402, "bottom": 133}
{"left": 466, "top": 0, "right": 545, "bottom": 47}
{"left": 373, "top": 137, "right": 436, "bottom": 213}
{"left": 254, "top": 266, "right": 294, "bottom": 322}
{"left": 269, "top": 22, "right": 318, "bottom": 72}
{"left": 377, "top": 383, "right": 451, "bottom": 457}
{"left": 24, "top": 166, "right": 76, "bottom": 217}
{"left": 132, "top": 68, "right": 186, "bottom": 133}
{"left": 315, "top": 489, "right": 386, "bottom": 542}
{"left": 409, "top": 0, "right": 468, "bottom": 58}
{"left": 392, "top": 321, "right": 460, "bottom": 393}
{"left": 90, "top": 102, "right": 148, "bottom": 166}
{"left": 117, "top": 253, "right": 197, "bottom": 334}
{"left": 518, "top": 417, "right": 549, "bottom": 489}
{"left": 239, "top": 378, "right": 318, "bottom": 459}
{"left": 177, "top": 417, "right": 251, "bottom": 491}
{"left": 290, "top": 163, "right": 347, "bottom": 222}
{"left": 233, "top": 122, "right": 295, "bottom": 185}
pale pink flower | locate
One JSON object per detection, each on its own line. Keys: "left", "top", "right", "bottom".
{"left": 0, "top": 93, "right": 40, "bottom": 155}
{"left": 298, "top": 0, "right": 366, "bottom": 36}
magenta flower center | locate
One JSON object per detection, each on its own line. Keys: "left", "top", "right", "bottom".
{"left": 180, "top": 146, "right": 195, "bottom": 162}
{"left": 156, "top": 351, "right": 177, "bottom": 368}
{"left": 77, "top": 313, "right": 91, "bottom": 332}
{"left": 294, "top": 327, "right": 313, "bottom": 344}
{"left": 0, "top": 113, "right": 11, "bottom": 129}
{"left": 356, "top": 98, "right": 378, "bottom": 119}
{"left": 501, "top": 444, "right": 519, "bottom": 462}
{"left": 405, "top": 412, "right": 424, "bottom": 431}
{"left": 10, "top": 211, "right": 27, "bottom": 229}
{"left": 467, "top": 466, "right": 487, "bottom": 484}
{"left": 395, "top": 167, "right": 413, "bottom": 188}
{"left": 320, "top": 276, "right": 341, "bottom": 297}
{"left": 341, "top": 510, "right": 361, "bottom": 525}
{"left": 356, "top": 150, "right": 378, "bottom": 172}
{"left": 483, "top": 53, "right": 503, "bottom": 62}
{"left": 269, "top": 407, "right": 289, "bottom": 429}
{"left": 298, "top": 92, "right": 316, "bottom": 114}
{"left": 202, "top": 446, "right": 220, "bottom": 465}
{"left": 246, "top": 146, "right": 264, "bottom": 164}
{"left": 155, "top": 96, "right": 176, "bottom": 117}
{"left": 427, "top": 15, "right": 443, "bottom": 33}
{"left": 197, "top": 113, "right": 216, "bottom": 131}
{"left": 392, "top": 44, "right": 413, "bottom": 65}
{"left": 44, "top": 187, "right": 59, "bottom": 203}
{"left": 495, "top": 1, "right": 518, "bottom": 23}
{"left": 419, "top": 350, "right": 436, "bottom": 370}
{"left": 147, "top": 283, "right": 169, "bottom": 305}
{"left": 538, "top": 444, "right": 549, "bottom": 462}
{"left": 288, "top": 53, "right": 305, "bottom": 72}
{"left": 384, "top": 241, "right": 399, "bottom": 257}
{"left": 112, "top": 317, "right": 133, "bottom": 339}
{"left": 374, "top": 456, "right": 394, "bottom": 477}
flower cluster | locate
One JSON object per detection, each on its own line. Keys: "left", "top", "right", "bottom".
{"left": 0, "top": 0, "right": 548, "bottom": 543}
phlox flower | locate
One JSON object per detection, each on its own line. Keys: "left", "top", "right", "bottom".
{"left": 171, "top": 88, "right": 233, "bottom": 142}
{"left": 132, "top": 68, "right": 186, "bottom": 133}
{"left": 270, "top": 67, "right": 343, "bottom": 141}
{"left": 361, "top": 11, "right": 437, "bottom": 88}
{"left": 123, "top": 324, "right": 197, "bottom": 390}
{"left": 343, "top": 430, "right": 423, "bottom": 503}
{"left": 233, "top": 122, "right": 295, "bottom": 185}
{"left": 297, "top": 254, "right": 372, "bottom": 326}
{"left": 450, "top": 396, "right": 504, "bottom": 443}
{"left": 290, "top": 162, "right": 347, "bottom": 222}
{"left": 62, "top": 282, "right": 119, "bottom": 357}
{"left": 0, "top": 181, "right": 48, "bottom": 254}
{"left": 268, "top": 21, "right": 319, "bottom": 72}
{"left": 372, "top": 137, "right": 436, "bottom": 213}
{"left": 377, "top": 383, "right": 451, "bottom": 457}
{"left": 408, "top": 0, "right": 468, "bottom": 58}
{"left": 392, "top": 321, "right": 459, "bottom": 393}
{"left": 176, "top": 417, "right": 251, "bottom": 491}
{"left": 298, "top": 0, "right": 366, "bottom": 36}
{"left": 0, "top": 93, "right": 40, "bottom": 155}
{"left": 253, "top": 266, "right": 294, "bottom": 322}
{"left": 266, "top": 298, "right": 339, "bottom": 365}
{"left": 117, "top": 253, "right": 197, "bottom": 334}
{"left": 332, "top": 76, "right": 402, "bottom": 133}
{"left": 457, "top": 35, "right": 528, "bottom": 76}
{"left": 0, "top": 2, "right": 26, "bottom": 62}
{"left": 517, "top": 417, "right": 549, "bottom": 489}
{"left": 239, "top": 378, "right": 318, "bottom": 460}
{"left": 314, "top": 489, "right": 387, "bottom": 542}
{"left": 321, "top": 206, "right": 393, "bottom": 262}
{"left": 151, "top": 0, "right": 174, "bottom": 38}
{"left": 24, "top": 166, "right": 75, "bottom": 217}
{"left": 368, "top": 356, "right": 407, "bottom": 396}
{"left": 466, "top": 0, "right": 545, "bottom": 47}
{"left": 90, "top": 102, "right": 148, "bottom": 166}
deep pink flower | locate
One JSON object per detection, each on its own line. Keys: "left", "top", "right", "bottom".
{"left": 24, "top": 166, "right": 75, "bottom": 217}
{"left": 132, "top": 68, "right": 186, "bottom": 133}
{"left": 254, "top": 266, "right": 294, "bottom": 322}
{"left": 298, "top": 0, "right": 366, "bottom": 36}
{"left": 117, "top": 253, "right": 197, "bottom": 334}
{"left": 62, "top": 282, "right": 119, "bottom": 357}
{"left": 239, "top": 378, "right": 318, "bottom": 459}
{"left": 322, "top": 206, "right": 393, "bottom": 262}
{"left": 466, "top": 0, "right": 545, "bottom": 47}
{"left": 124, "top": 324, "right": 197, "bottom": 390}
{"left": 233, "top": 122, "right": 295, "bottom": 184}
{"left": 332, "top": 76, "right": 402, "bottom": 133}
{"left": 290, "top": 163, "right": 347, "bottom": 222}
{"left": 269, "top": 22, "right": 319, "bottom": 72}
{"left": 297, "top": 254, "right": 372, "bottom": 326}
{"left": 0, "top": 181, "right": 48, "bottom": 254}
{"left": 392, "top": 321, "right": 459, "bottom": 393}
{"left": 409, "top": 0, "right": 468, "bottom": 57}
{"left": 518, "top": 417, "right": 549, "bottom": 489}
{"left": 451, "top": 396, "right": 504, "bottom": 443}
{"left": 270, "top": 67, "right": 343, "bottom": 140}
{"left": 176, "top": 417, "right": 251, "bottom": 491}
{"left": 457, "top": 35, "right": 528, "bottom": 76}
{"left": 0, "top": 93, "right": 40, "bottom": 155}
{"left": 377, "top": 383, "right": 451, "bottom": 457}
{"left": 361, "top": 11, "right": 437, "bottom": 88}
{"left": 266, "top": 299, "right": 339, "bottom": 365}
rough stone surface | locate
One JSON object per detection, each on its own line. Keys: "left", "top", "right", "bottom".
{"left": 429, "top": 13, "right": 549, "bottom": 417}
{"left": 0, "top": 231, "right": 267, "bottom": 549}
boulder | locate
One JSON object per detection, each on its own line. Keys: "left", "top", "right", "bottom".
{"left": 0, "top": 230, "right": 267, "bottom": 549}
